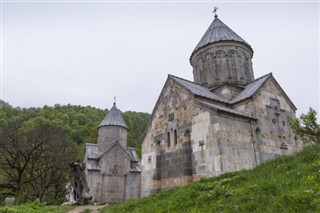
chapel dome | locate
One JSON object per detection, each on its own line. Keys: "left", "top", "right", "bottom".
{"left": 99, "top": 103, "right": 128, "bottom": 129}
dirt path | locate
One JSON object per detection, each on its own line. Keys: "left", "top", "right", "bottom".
{"left": 67, "top": 204, "right": 107, "bottom": 213}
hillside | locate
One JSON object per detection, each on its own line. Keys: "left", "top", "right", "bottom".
{"left": 102, "top": 145, "right": 320, "bottom": 212}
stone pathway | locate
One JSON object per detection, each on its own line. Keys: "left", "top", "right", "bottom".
{"left": 67, "top": 204, "right": 107, "bottom": 213}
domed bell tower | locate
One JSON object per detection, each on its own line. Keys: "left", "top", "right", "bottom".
{"left": 190, "top": 13, "right": 254, "bottom": 99}
{"left": 97, "top": 102, "right": 128, "bottom": 153}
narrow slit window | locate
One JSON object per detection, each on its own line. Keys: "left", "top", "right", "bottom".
{"left": 174, "top": 130, "right": 178, "bottom": 145}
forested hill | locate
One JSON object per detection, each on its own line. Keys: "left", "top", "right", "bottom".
{"left": 0, "top": 100, "right": 150, "bottom": 158}
{"left": 0, "top": 100, "right": 149, "bottom": 203}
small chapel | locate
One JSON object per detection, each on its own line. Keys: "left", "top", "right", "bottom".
{"left": 83, "top": 102, "right": 141, "bottom": 203}
{"left": 140, "top": 13, "right": 303, "bottom": 197}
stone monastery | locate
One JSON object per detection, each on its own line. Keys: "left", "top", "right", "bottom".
{"left": 140, "top": 14, "right": 303, "bottom": 197}
{"left": 83, "top": 14, "right": 302, "bottom": 203}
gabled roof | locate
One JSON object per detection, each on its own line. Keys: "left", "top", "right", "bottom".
{"left": 99, "top": 103, "right": 128, "bottom": 129}
{"left": 170, "top": 75, "right": 229, "bottom": 103}
{"left": 99, "top": 142, "right": 132, "bottom": 161}
{"left": 192, "top": 16, "right": 252, "bottom": 54}
{"left": 230, "top": 73, "right": 297, "bottom": 111}
{"left": 84, "top": 142, "right": 139, "bottom": 162}
{"left": 170, "top": 73, "right": 295, "bottom": 110}
{"left": 141, "top": 73, "right": 297, "bottom": 142}
{"left": 127, "top": 147, "right": 140, "bottom": 162}
{"left": 84, "top": 143, "right": 141, "bottom": 172}
{"left": 230, "top": 73, "right": 271, "bottom": 104}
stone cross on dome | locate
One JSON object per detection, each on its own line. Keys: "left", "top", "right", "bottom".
{"left": 114, "top": 96, "right": 116, "bottom": 106}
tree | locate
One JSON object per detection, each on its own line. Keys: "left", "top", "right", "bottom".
{"left": 0, "top": 116, "right": 77, "bottom": 203}
{"left": 290, "top": 107, "right": 320, "bottom": 144}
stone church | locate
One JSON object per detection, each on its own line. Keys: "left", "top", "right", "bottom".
{"left": 83, "top": 103, "right": 141, "bottom": 203}
{"left": 140, "top": 14, "right": 303, "bottom": 197}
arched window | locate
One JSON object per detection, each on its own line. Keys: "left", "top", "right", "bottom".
{"left": 167, "top": 132, "right": 170, "bottom": 147}
{"left": 174, "top": 130, "right": 178, "bottom": 146}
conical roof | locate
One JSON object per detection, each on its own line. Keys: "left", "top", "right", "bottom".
{"left": 192, "top": 15, "right": 252, "bottom": 54}
{"left": 99, "top": 103, "right": 128, "bottom": 129}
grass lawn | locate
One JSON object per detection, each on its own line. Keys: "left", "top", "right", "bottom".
{"left": 0, "top": 201, "right": 73, "bottom": 213}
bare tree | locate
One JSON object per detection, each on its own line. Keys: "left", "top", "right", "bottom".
{"left": 0, "top": 117, "right": 77, "bottom": 203}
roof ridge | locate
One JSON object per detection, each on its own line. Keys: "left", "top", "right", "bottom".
{"left": 99, "top": 142, "right": 130, "bottom": 159}
{"left": 169, "top": 74, "right": 229, "bottom": 103}
{"left": 230, "top": 73, "right": 272, "bottom": 104}
{"left": 168, "top": 74, "right": 202, "bottom": 86}
{"left": 251, "top": 72, "right": 272, "bottom": 82}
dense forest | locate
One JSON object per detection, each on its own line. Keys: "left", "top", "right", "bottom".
{"left": 0, "top": 100, "right": 150, "bottom": 203}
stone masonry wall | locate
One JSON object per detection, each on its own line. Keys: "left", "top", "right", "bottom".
{"left": 190, "top": 110, "right": 256, "bottom": 181}
{"left": 98, "top": 126, "right": 127, "bottom": 153}
{"left": 141, "top": 79, "right": 257, "bottom": 196}
{"left": 98, "top": 145, "right": 130, "bottom": 203}
{"left": 100, "top": 145, "right": 130, "bottom": 177}
{"left": 85, "top": 170, "right": 101, "bottom": 202}
{"left": 233, "top": 79, "right": 303, "bottom": 164}
{"left": 141, "top": 79, "right": 197, "bottom": 197}
{"left": 101, "top": 175, "right": 125, "bottom": 203}
{"left": 190, "top": 42, "right": 254, "bottom": 89}
{"left": 125, "top": 173, "right": 141, "bottom": 200}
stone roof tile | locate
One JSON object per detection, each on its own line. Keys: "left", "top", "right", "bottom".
{"left": 99, "top": 103, "right": 128, "bottom": 129}
{"left": 170, "top": 75, "right": 229, "bottom": 103}
{"left": 193, "top": 16, "right": 252, "bottom": 54}
{"left": 231, "top": 73, "right": 271, "bottom": 104}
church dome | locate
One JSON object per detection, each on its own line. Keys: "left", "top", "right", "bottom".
{"left": 192, "top": 15, "right": 253, "bottom": 54}
{"left": 99, "top": 103, "right": 128, "bottom": 129}
{"left": 190, "top": 15, "right": 254, "bottom": 90}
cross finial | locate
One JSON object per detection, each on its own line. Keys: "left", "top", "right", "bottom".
{"left": 213, "top": 7, "right": 218, "bottom": 18}
{"left": 113, "top": 96, "right": 116, "bottom": 106}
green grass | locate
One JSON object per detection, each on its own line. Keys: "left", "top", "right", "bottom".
{"left": 0, "top": 201, "right": 73, "bottom": 213}
{"left": 102, "top": 145, "right": 320, "bottom": 212}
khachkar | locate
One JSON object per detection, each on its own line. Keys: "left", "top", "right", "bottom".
{"left": 63, "top": 162, "right": 92, "bottom": 205}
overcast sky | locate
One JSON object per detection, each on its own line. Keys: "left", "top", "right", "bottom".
{"left": 1, "top": 1, "right": 319, "bottom": 116}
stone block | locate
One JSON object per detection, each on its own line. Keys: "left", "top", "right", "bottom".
{"left": 217, "top": 138, "right": 227, "bottom": 146}
{"left": 4, "top": 197, "right": 15, "bottom": 205}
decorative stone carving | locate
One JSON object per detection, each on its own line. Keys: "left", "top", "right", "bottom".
{"left": 191, "top": 44, "right": 254, "bottom": 90}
